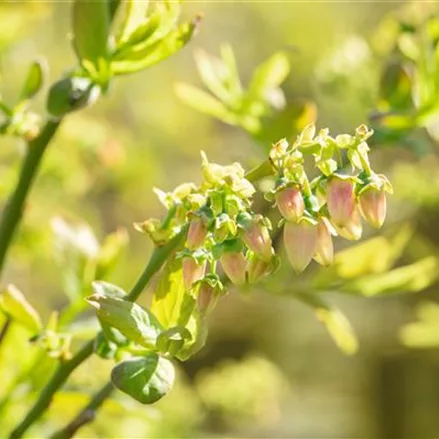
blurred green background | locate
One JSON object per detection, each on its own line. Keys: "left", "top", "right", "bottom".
{"left": 2, "top": 0, "right": 439, "bottom": 438}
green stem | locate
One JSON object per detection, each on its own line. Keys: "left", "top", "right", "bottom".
{"left": 0, "top": 120, "right": 61, "bottom": 276}
{"left": 8, "top": 228, "right": 187, "bottom": 439}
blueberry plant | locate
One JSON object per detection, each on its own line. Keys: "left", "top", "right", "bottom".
{"left": 0, "top": 1, "right": 395, "bottom": 438}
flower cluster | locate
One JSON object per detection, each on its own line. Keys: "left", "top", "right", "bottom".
{"left": 136, "top": 124, "right": 392, "bottom": 312}
{"left": 136, "top": 152, "right": 280, "bottom": 314}
{"left": 267, "top": 124, "right": 392, "bottom": 273}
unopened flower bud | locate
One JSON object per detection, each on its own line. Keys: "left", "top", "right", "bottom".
{"left": 335, "top": 208, "right": 362, "bottom": 241}
{"left": 187, "top": 217, "right": 208, "bottom": 249}
{"left": 275, "top": 187, "right": 305, "bottom": 222}
{"left": 220, "top": 251, "right": 247, "bottom": 285}
{"left": 242, "top": 220, "right": 272, "bottom": 262}
{"left": 284, "top": 221, "right": 318, "bottom": 273}
{"left": 359, "top": 188, "right": 386, "bottom": 228}
{"left": 313, "top": 218, "right": 333, "bottom": 267}
{"left": 326, "top": 177, "right": 355, "bottom": 226}
{"left": 197, "top": 283, "right": 218, "bottom": 315}
{"left": 247, "top": 255, "right": 271, "bottom": 284}
{"left": 182, "top": 257, "right": 206, "bottom": 290}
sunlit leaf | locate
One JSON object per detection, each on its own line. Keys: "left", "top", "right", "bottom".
{"left": 112, "top": 16, "right": 201, "bottom": 75}
{"left": 117, "top": 0, "right": 150, "bottom": 44}
{"left": 343, "top": 256, "right": 439, "bottom": 297}
{"left": 150, "top": 258, "right": 189, "bottom": 329}
{"left": 247, "top": 51, "right": 290, "bottom": 100}
{"left": 72, "top": 0, "right": 110, "bottom": 69}
{"left": 380, "top": 62, "right": 413, "bottom": 110}
{"left": 87, "top": 294, "right": 163, "bottom": 348}
{"left": 111, "top": 353, "right": 175, "bottom": 404}
{"left": 0, "top": 284, "right": 42, "bottom": 333}
{"left": 175, "top": 82, "right": 238, "bottom": 125}
{"left": 20, "top": 59, "right": 47, "bottom": 101}
{"left": 400, "top": 301, "right": 439, "bottom": 348}
{"left": 294, "top": 293, "right": 358, "bottom": 355}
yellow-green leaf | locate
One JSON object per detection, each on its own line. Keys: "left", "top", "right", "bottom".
{"left": 0, "top": 284, "right": 42, "bottom": 333}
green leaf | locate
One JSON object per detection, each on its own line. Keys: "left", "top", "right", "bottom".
{"left": 94, "top": 332, "right": 118, "bottom": 359}
{"left": 0, "top": 284, "right": 42, "bottom": 333}
{"left": 399, "top": 301, "right": 439, "bottom": 348}
{"left": 117, "top": 1, "right": 181, "bottom": 51}
{"left": 20, "top": 59, "right": 47, "bottom": 101}
{"left": 342, "top": 256, "right": 439, "bottom": 297}
{"left": 108, "top": 0, "right": 121, "bottom": 24}
{"left": 248, "top": 52, "right": 290, "bottom": 100}
{"left": 294, "top": 293, "right": 358, "bottom": 355}
{"left": 72, "top": 0, "right": 110, "bottom": 69}
{"left": 150, "top": 258, "right": 190, "bottom": 329}
{"left": 194, "top": 49, "right": 233, "bottom": 104}
{"left": 111, "top": 353, "right": 175, "bottom": 404}
{"left": 87, "top": 294, "right": 163, "bottom": 348}
{"left": 174, "top": 82, "right": 238, "bottom": 124}
{"left": 92, "top": 280, "right": 127, "bottom": 299}
{"left": 117, "top": 0, "right": 150, "bottom": 44}
{"left": 380, "top": 62, "right": 413, "bottom": 111}
{"left": 156, "top": 326, "right": 192, "bottom": 356}
{"left": 112, "top": 16, "right": 201, "bottom": 75}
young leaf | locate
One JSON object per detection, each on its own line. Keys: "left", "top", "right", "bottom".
{"left": 87, "top": 295, "right": 163, "bottom": 348}
{"left": 92, "top": 280, "right": 127, "bottom": 299}
{"left": 194, "top": 49, "right": 233, "bottom": 104}
{"left": 117, "top": 0, "right": 150, "bottom": 44}
{"left": 342, "top": 256, "right": 439, "bottom": 297}
{"left": 175, "top": 83, "right": 238, "bottom": 125}
{"left": 72, "top": 0, "right": 110, "bottom": 69}
{"left": 111, "top": 16, "right": 201, "bottom": 75}
{"left": 294, "top": 292, "right": 358, "bottom": 355}
{"left": 20, "top": 59, "right": 47, "bottom": 101}
{"left": 111, "top": 353, "right": 175, "bottom": 404}
{"left": 0, "top": 284, "right": 42, "bottom": 333}
{"left": 150, "top": 258, "right": 188, "bottom": 329}
{"left": 247, "top": 51, "right": 290, "bottom": 100}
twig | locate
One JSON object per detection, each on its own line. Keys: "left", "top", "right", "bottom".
{"left": 8, "top": 228, "right": 187, "bottom": 439}
{"left": 0, "top": 120, "right": 61, "bottom": 276}
{"left": 49, "top": 383, "right": 114, "bottom": 439}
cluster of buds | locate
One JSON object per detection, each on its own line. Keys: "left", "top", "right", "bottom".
{"left": 136, "top": 124, "right": 391, "bottom": 309}
{"left": 267, "top": 124, "right": 392, "bottom": 273}
{"left": 136, "top": 152, "right": 280, "bottom": 314}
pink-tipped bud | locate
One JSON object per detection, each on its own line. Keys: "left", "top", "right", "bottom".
{"left": 220, "top": 252, "right": 247, "bottom": 285}
{"left": 242, "top": 221, "right": 272, "bottom": 262}
{"left": 326, "top": 177, "right": 355, "bottom": 226}
{"left": 197, "top": 284, "right": 218, "bottom": 315}
{"left": 359, "top": 189, "right": 387, "bottom": 228}
{"left": 247, "top": 256, "right": 271, "bottom": 284}
{"left": 275, "top": 187, "right": 305, "bottom": 222}
{"left": 186, "top": 218, "right": 208, "bottom": 249}
{"left": 335, "top": 208, "right": 362, "bottom": 241}
{"left": 283, "top": 221, "right": 318, "bottom": 273}
{"left": 313, "top": 219, "right": 333, "bottom": 267}
{"left": 182, "top": 257, "right": 206, "bottom": 290}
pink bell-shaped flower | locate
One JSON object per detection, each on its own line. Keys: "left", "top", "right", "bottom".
{"left": 335, "top": 208, "right": 362, "bottom": 241}
{"left": 186, "top": 217, "right": 208, "bottom": 249}
{"left": 359, "top": 188, "right": 386, "bottom": 228}
{"left": 313, "top": 218, "right": 334, "bottom": 267}
{"left": 283, "top": 220, "right": 318, "bottom": 273}
{"left": 242, "top": 219, "right": 272, "bottom": 262}
{"left": 275, "top": 187, "right": 305, "bottom": 222}
{"left": 220, "top": 251, "right": 247, "bottom": 285}
{"left": 182, "top": 257, "right": 206, "bottom": 290}
{"left": 326, "top": 177, "right": 355, "bottom": 226}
